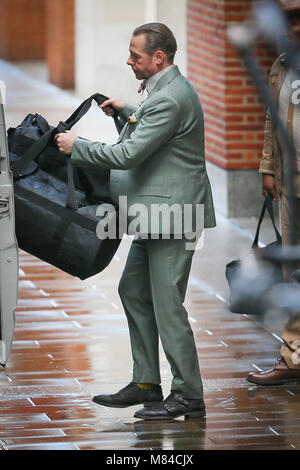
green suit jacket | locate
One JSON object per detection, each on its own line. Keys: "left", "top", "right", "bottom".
{"left": 71, "top": 65, "right": 216, "bottom": 236}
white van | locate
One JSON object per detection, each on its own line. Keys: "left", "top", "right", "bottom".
{"left": 0, "top": 87, "right": 18, "bottom": 366}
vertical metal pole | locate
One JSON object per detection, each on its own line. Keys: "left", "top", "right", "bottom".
{"left": 145, "top": 0, "right": 158, "bottom": 23}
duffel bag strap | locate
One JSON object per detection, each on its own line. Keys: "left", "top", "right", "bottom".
{"left": 252, "top": 195, "right": 282, "bottom": 248}
{"left": 11, "top": 92, "right": 122, "bottom": 210}
{"left": 65, "top": 157, "right": 77, "bottom": 211}
{"left": 64, "top": 93, "right": 108, "bottom": 128}
{"left": 12, "top": 93, "right": 116, "bottom": 177}
{"left": 12, "top": 93, "right": 120, "bottom": 177}
{"left": 11, "top": 128, "right": 55, "bottom": 177}
{"left": 61, "top": 92, "right": 122, "bottom": 133}
{"left": 266, "top": 196, "right": 282, "bottom": 243}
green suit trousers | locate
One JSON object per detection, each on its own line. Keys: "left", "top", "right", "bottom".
{"left": 118, "top": 236, "right": 203, "bottom": 399}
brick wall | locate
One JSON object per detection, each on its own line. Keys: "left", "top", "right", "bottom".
{"left": 0, "top": 0, "right": 46, "bottom": 61}
{"left": 187, "top": 0, "right": 276, "bottom": 170}
{"left": 45, "top": 0, "right": 75, "bottom": 89}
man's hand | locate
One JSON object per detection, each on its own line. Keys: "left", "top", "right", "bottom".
{"left": 100, "top": 96, "right": 125, "bottom": 117}
{"left": 262, "top": 174, "right": 279, "bottom": 201}
{"left": 55, "top": 131, "right": 77, "bottom": 155}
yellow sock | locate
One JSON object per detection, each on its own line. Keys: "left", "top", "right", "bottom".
{"left": 136, "top": 383, "right": 156, "bottom": 390}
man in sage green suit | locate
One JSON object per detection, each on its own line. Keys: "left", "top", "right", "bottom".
{"left": 56, "top": 23, "right": 216, "bottom": 420}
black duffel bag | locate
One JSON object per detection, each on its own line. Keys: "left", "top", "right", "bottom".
{"left": 8, "top": 93, "right": 123, "bottom": 203}
{"left": 8, "top": 93, "right": 124, "bottom": 280}
{"left": 225, "top": 195, "right": 283, "bottom": 314}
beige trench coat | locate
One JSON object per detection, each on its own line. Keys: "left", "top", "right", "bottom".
{"left": 259, "top": 54, "right": 300, "bottom": 198}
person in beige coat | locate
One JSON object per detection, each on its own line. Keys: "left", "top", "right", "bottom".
{"left": 248, "top": 0, "right": 300, "bottom": 385}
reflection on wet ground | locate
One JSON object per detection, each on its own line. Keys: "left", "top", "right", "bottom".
{"left": 1, "top": 58, "right": 299, "bottom": 451}
{"left": 0, "top": 244, "right": 299, "bottom": 450}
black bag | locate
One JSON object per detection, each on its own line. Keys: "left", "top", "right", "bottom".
{"left": 225, "top": 195, "right": 282, "bottom": 314}
{"left": 8, "top": 93, "right": 122, "bottom": 203}
{"left": 8, "top": 94, "right": 123, "bottom": 280}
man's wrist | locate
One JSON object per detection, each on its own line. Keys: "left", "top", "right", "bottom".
{"left": 70, "top": 137, "right": 79, "bottom": 157}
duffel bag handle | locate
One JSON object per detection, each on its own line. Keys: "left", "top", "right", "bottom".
{"left": 252, "top": 195, "right": 282, "bottom": 248}
{"left": 64, "top": 93, "right": 109, "bottom": 129}
{"left": 11, "top": 92, "right": 120, "bottom": 211}
{"left": 12, "top": 92, "right": 118, "bottom": 177}
{"left": 61, "top": 93, "right": 122, "bottom": 133}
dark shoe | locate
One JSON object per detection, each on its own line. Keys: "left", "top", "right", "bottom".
{"left": 134, "top": 392, "right": 206, "bottom": 420}
{"left": 92, "top": 382, "right": 163, "bottom": 408}
{"left": 247, "top": 357, "right": 300, "bottom": 386}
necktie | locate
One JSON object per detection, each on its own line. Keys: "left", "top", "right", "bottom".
{"left": 138, "top": 80, "right": 146, "bottom": 94}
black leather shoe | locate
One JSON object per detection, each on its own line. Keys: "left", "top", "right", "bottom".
{"left": 92, "top": 382, "right": 163, "bottom": 408}
{"left": 134, "top": 392, "right": 206, "bottom": 420}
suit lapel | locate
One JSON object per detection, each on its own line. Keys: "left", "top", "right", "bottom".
{"left": 117, "top": 66, "right": 181, "bottom": 143}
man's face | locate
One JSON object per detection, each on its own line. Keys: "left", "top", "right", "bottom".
{"left": 289, "top": 12, "right": 300, "bottom": 45}
{"left": 127, "top": 34, "right": 158, "bottom": 80}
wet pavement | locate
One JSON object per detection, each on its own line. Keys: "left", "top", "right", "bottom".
{"left": 1, "top": 60, "right": 299, "bottom": 450}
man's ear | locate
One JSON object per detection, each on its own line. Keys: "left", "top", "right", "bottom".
{"left": 154, "top": 50, "right": 166, "bottom": 65}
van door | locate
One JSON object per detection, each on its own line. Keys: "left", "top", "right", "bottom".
{"left": 0, "top": 86, "right": 19, "bottom": 366}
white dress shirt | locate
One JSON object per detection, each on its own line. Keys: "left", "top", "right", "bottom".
{"left": 139, "top": 64, "right": 176, "bottom": 104}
